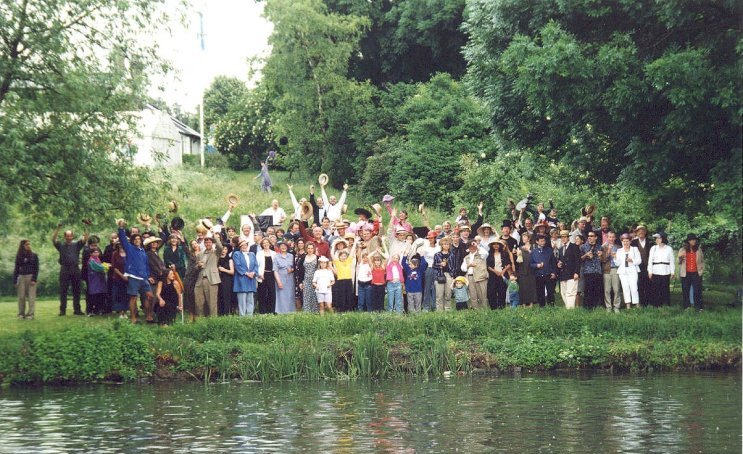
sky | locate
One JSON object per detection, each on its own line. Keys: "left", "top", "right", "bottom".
{"left": 153, "top": 0, "right": 273, "bottom": 112}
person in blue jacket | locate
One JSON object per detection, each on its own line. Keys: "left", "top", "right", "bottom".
{"left": 530, "top": 234, "right": 557, "bottom": 307}
{"left": 402, "top": 253, "right": 427, "bottom": 313}
{"left": 118, "top": 220, "right": 153, "bottom": 323}
{"left": 232, "top": 239, "right": 259, "bottom": 316}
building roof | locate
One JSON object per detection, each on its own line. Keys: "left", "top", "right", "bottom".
{"left": 145, "top": 103, "right": 201, "bottom": 139}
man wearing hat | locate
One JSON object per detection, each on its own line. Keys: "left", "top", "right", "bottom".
{"left": 52, "top": 222, "right": 90, "bottom": 316}
{"left": 499, "top": 220, "right": 518, "bottom": 252}
{"left": 631, "top": 225, "right": 652, "bottom": 306}
{"left": 309, "top": 185, "right": 328, "bottom": 226}
{"left": 460, "top": 240, "right": 488, "bottom": 309}
{"left": 195, "top": 231, "right": 224, "bottom": 317}
{"left": 556, "top": 230, "right": 581, "bottom": 309}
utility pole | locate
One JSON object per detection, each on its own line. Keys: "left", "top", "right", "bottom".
{"left": 198, "top": 10, "right": 206, "bottom": 168}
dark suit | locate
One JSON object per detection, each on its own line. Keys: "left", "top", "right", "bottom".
{"left": 631, "top": 237, "right": 652, "bottom": 306}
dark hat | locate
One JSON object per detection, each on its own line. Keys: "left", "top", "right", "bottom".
{"left": 501, "top": 220, "right": 512, "bottom": 228}
{"left": 354, "top": 207, "right": 373, "bottom": 219}
{"left": 171, "top": 216, "right": 185, "bottom": 230}
{"left": 686, "top": 233, "right": 698, "bottom": 241}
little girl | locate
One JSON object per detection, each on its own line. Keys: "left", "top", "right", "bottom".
{"left": 385, "top": 254, "right": 405, "bottom": 313}
{"left": 370, "top": 253, "right": 387, "bottom": 312}
{"left": 312, "top": 256, "right": 335, "bottom": 315}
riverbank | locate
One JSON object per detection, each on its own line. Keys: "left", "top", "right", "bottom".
{"left": 1, "top": 305, "right": 739, "bottom": 386}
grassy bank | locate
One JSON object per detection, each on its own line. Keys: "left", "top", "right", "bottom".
{"left": 1, "top": 303, "right": 739, "bottom": 386}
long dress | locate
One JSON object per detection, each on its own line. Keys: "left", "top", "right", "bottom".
{"left": 183, "top": 251, "right": 199, "bottom": 315}
{"left": 274, "top": 252, "right": 295, "bottom": 314}
{"left": 294, "top": 252, "right": 305, "bottom": 304}
{"left": 218, "top": 255, "right": 234, "bottom": 315}
{"left": 518, "top": 248, "right": 538, "bottom": 305}
{"left": 258, "top": 255, "right": 276, "bottom": 314}
{"left": 302, "top": 257, "right": 319, "bottom": 313}
{"left": 156, "top": 281, "right": 179, "bottom": 325}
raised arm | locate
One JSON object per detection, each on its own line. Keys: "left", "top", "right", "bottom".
{"left": 52, "top": 223, "right": 62, "bottom": 244}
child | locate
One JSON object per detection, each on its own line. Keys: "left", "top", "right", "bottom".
{"left": 312, "top": 256, "right": 335, "bottom": 315}
{"left": 402, "top": 254, "right": 427, "bottom": 312}
{"left": 456, "top": 207, "right": 469, "bottom": 226}
{"left": 332, "top": 243, "right": 356, "bottom": 312}
{"left": 386, "top": 254, "right": 405, "bottom": 313}
{"left": 508, "top": 274, "right": 520, "bottom": 308}
{"left": 451, "top": 276, "right": 470, "bottom": 311}
{"left": 370, "top": 253, "right": 387, "bottom": 312}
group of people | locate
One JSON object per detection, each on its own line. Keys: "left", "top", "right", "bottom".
{"left": 13, "top": 183, "right": 706, "bottom": 324}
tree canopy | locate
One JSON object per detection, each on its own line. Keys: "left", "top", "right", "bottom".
{"left": 0, "top": 0, "right": 173, "bottom": 228}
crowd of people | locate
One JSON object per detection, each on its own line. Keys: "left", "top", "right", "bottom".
{"left": 13, "top": 181, "right": 706, "bottom": 324}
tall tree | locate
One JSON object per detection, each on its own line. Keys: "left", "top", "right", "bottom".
{"left": 0, "top": 0, "right": 173, "bottom": 228}
{"left": 463, "top": 0, "right": 741, "bottom": 216}
{"left": 262, "top": 0, "right": 374, "bottom": 184}
{"left": 203, "top": 76, "right": 249, "bottom": 137}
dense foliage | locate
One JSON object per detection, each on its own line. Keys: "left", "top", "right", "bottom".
{"left": 0, "top": 0, "right": 173, "bottom": 229}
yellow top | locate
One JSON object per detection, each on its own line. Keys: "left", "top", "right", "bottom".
{"left": 333, "top": 258, "right": 353, "bottom": 280}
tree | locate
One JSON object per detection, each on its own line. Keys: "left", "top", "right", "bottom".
{"left": 463, "top": 0, "right": 741, "bottom": 216}
{"left": 261, "top": 0, "right": 374, "bottom": 185}
{"left": 213, "top": 85, "right": 275, "bottom": 170}
{"left": 0, "top": 0, "right": 173, "bottom": 229}
{"left": 203, "top": 76, "right": 249, "bottom": 137}
{"left": 324, "top": 0, "right": 468, "bottom": 85}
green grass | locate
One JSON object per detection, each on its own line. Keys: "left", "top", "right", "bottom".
{"left": 1, "top": 298, "right": 739, "bottom": 386}
{"left": 0, "top": 167, "right": 450, "bottom": 298}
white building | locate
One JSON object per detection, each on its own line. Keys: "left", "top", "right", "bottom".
{"left": 130, "top": 104, "right": 201, "bottom": 167}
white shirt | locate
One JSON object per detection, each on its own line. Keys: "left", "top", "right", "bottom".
{"left": 256, "top": 249, "right": 276, "bottom": 280}
{"left": 420, "top": 244, "right": 440, "bottom": 266}
{"left": 616, "top": 247, "right": 642, "bottom": 275}
{"left": 357, "top": 262, "right": 372, "bottom": 283}
{"left": 260, "top": 207, "right": 287, "bottom": 226}
{"left": 391, "top": 265, "right": 400, "bottom": 281}
{"left": 313, "top": 268, "right": 335, "bottom": 293}
{"left": 321, "top": 187, "right": 347, "bottom": 222}
{"left": 648, "top": 244, "right": 674, "bottom": 276}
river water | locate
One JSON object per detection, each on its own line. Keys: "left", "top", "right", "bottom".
{"left": 0, "top": 372, "right": 739, "bottom": 453}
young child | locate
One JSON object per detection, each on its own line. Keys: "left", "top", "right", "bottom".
{"left": 385, "top": 253, "right": 405, "bottom": 313}
{"left": 508, "top": 274, "right": 520, "bottom": 308}
{"left": 451, "top": 276, "right": 470, "bottom": 311}
{"left": 332, "top": 245, "right": 356, "bottom": 312}
{"left": 402, "top": 254, "right": 427, "bottom": 312}
{"left": 312, "top": 256, "right": 335, "bottom": 315}
{"left": 370, "top": 253, "right": 387, "bottom": 312}
{"left": 455, "top": 207, "right": 469, "bottom": 226}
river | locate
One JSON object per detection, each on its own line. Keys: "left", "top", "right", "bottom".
{"left": 0, "top": 372, "right": 739, "bottom": 452}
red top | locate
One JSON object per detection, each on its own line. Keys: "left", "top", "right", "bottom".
{"left": 686, "top": 250, "right": 698, "bottom": 273}
{"left": 371, "top": 267, "right": 386, "bottom": 285}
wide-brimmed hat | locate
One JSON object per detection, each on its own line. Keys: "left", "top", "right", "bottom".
{"left": 534, "top": 220, "right": 550, "bottom": 230}
{"left": 477, "top": 223, "right": 493, "bottom": 237}
{"left": 318, "top": 173, "right": 329, "bottom": 186}
{"left": 334, "top": 220, "right": 347, "bottom": 229}
{"left": 459, "top": 224, "right": 471, "bottom": 231}
{"left": 382, "top": 194, "right": 394, "bottom": 203}
{"left": 371, "top": 203, "right": 382, "bottom": 214}
{"left": 395, "top": 226, "right": 407, "bottom": 234}
{"left": 354, "top": 207, "right": 372, "bottom": 219}
{"left": 299, "top": 201, "right": 313, "bottom": 221}
{"left": 225, "top": 193, "right": 240, "bottom": 206}
{"left": 168, "top": 199, "right": 179, "bottom": 213}
{"left": 170, "top": 216, "right": 185, "bottom": 230}
{"left": 635, "top": 224, "right": 647, "bottom": 232}
{"left": 559, "top": 229, "right": 570, "bottom": 237}
{"left": 489, "top": 239, "right": 507, "bottom": 250}
{"left": 418, "top": 203, "right": 425, "bottom": 213}
{"left": 200, "top": 218, "right": 214, "bottom": 230}
{"left": 332, "top": 238, "right": 348, "bottom": 250}
{"left": 344, "top": 232, "right": 356, "bottom": 240}
{"left": 578, "top": 216, "right": 589, "bottom": 223}
{"left": 143, "top": 236, "right": 162, "bottom": 247}
{"left": 138, "top": 213, "right": 152, "bottom": 224}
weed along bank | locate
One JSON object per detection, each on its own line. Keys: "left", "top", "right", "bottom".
{"left": 0, "top": 309, "right": 739, "bottom": 386}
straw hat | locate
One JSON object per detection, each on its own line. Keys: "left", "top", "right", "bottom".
{"left": 453, "top": 276, "right": 469, "bottom": 286}
{"left": 477, "top": 223, "right": 493, "bottom": 237}
{"left": 418, "top": 203, "right": 425, "bottom": 213}
{"left": 371, "top": 203, "right": 382, "bottom": 214}
{"left": 200, "top": 218, "right": 214, "bottom": 230}
{"left": 318, "top": 173, "right": 329, "bottom": 186}
{"left": 342, "top": 203, "right": 348, "bottom": 215}
{"left": 143, "top": 236, "right": 162, "bottom": 247}
{"left": 168, "top": 199, "right": 179, "bottom": 213}
{"left": 300, "top": 201, "right": 313, "bottom": 221}
{"left": 138, "top": 213, "right": 152, "bottom": 225}
{"left": 225, "top": 193, "right": 240, "bottom": 207}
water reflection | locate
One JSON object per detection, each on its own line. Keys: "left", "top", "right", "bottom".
{"left": 0, "top": 373, "right": 739, "bottom": 453}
